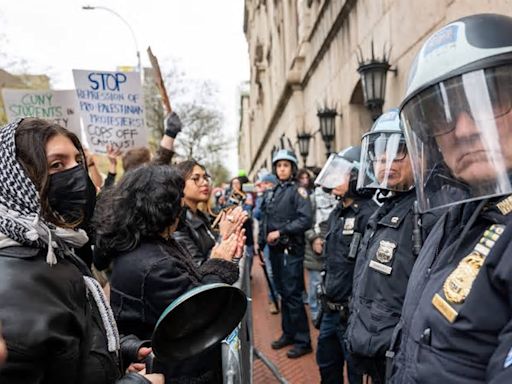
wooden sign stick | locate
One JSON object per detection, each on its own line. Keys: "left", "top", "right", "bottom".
{"left": 147, "top": 46, "right": 172, "bottom": 114}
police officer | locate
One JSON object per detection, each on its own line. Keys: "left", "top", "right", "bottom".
{"left": 345, "top": 109, "right": 441, "bottom": 383}
{"left": 314, "top": 146, "right": 378, "bottom": 384}
{"left": 389, "top": 14, "right": 512, "bottom": 383}
{"left": 261, "top": 149, "right": 313, "bottom": 358}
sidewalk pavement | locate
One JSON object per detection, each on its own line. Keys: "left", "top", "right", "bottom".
{"left": 251, "top": 261, "right": 321, "bottom": 384}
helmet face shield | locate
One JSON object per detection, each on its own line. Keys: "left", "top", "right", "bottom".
{"left": 358, "top": 131, "right": 414, "bottom": 192}
{"left": 401, "top": 65, "right": 512, "bottom": 212}
{"left": 314, "top": 154, "right": 355, "bottom": 190}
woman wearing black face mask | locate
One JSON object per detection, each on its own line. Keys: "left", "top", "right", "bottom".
{"left": 45, "top": 134, "right": 98, "bottom": 268}
{"left": 0, "top": 118, "right": 163, "bottom": 384}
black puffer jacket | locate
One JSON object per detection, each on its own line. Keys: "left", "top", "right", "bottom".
{"left": 0, "top": 246, "right": 150, "bottom": 384}
{"left": 109, "top": 237, "right": 239, "bottom": 383}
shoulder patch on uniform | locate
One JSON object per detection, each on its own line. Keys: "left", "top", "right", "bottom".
{"left": 297, "top": 187, "right": 309, "bottom": 199}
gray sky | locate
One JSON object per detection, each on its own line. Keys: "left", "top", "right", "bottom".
{"left": 0, "top": 0, "right": 249, "bottom": 173}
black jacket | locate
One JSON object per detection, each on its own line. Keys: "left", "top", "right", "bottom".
{"left": 390, "top": 198, "right": 512, "bottom": 383}
{"left": 109, "top": 237, "right": 239, "bottom": 383}
{"left": 0, "top": 246, "right": 149, "bottom": 384}
{"left": 259, "top": 180, "right": 313, "bottom": 254}
{"left": 323, "top": 197, "right": 378, "bottom": 305}
{"left": 346, "top": 191, "right": 440, "bottom": 359}
{"left": 174, "top": 207, "right": 217, "bottom": 266}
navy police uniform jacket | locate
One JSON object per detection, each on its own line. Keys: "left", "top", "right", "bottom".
{"left": 390, "top": 196, "right": 512, "bottom": 383}
{"left": 260, "top": 180, "right": 312, "bottom": 255}
{"left": 346, "top": 190, "right": 440, "bottom": 359}
{"left": 323, "top": 197, "right": 378, "bottom": 306}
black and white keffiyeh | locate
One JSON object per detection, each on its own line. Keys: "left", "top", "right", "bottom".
{"left": 0, "top": 119, "right": 88, "bottom": 265}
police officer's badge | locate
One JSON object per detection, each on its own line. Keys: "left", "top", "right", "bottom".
{"left": 343, "top": 218, "right": 355, "bottom": 235}
{"left": 432, "top": 223, "right": 504, "bottom": 323}
{"left": 376, "top": 240, "right": 397, "bottom": 263}
{"left": 443, "top": 252, "right": 484, "bottom": 304}
{"left": 297, "top": 187, "right": 309, "bottom": 199}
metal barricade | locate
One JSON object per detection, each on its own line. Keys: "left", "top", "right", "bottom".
{"left": 222, "top": 255, "right": 253, "bottom": 384}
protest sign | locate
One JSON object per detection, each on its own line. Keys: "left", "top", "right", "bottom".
{"left": 1, "top": 89, "right": 82, "bottom": 137}
{"left": 73, "top": 69, "right": 147, "bottom": 153}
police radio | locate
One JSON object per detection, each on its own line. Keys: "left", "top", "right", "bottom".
{"left": 412, "top": 201, "right": 423, "bottom": 256}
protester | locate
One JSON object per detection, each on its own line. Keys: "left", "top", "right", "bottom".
{"left": 314, "top": 146, "right": 377, "bottom": 384}
{"left": 174, "top": 160, "right": 247, "bottom": 266}
{"left": 173, "top": 160, "right": 217, "bottom": 265}
{"left": 297, "top": 168, "right": 314, "bottom": 191}
{"left": 211, "top": 186, "right": 227, "bottom": 214}
{"left": 103, "top": 144, "right": 124, "bottom": 189}
{"left": 93, "top": 112, "right": 183, "bottom": 272}
{"left": 0, "top": 118, "right": 162, "bottom": 384}
{"left": 389, "top": 13, "right": 512, "bottom": 383}
{"left": 227, "top": 177, "right": 256, "bottom": 276}
{"left": 227, "top": 177, "right": 245, "bottom": 205}
{"left": 94, "top": 164, "right": 245, "bottom": 383}
{"left": 260, "top": 149, "right": 313, "bottom": 358}
{"left": 345, "top": 109, "right": 441, "bottom": 384}
{"left": 84, "top": 147, "right": 103, "bottom": 190}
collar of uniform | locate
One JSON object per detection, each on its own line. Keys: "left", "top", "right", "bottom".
{"left": 376, "top": 190, "right": 396, "bottom": 202}
{"left": 277, "top": 180, "right": 294, "bottom": 187}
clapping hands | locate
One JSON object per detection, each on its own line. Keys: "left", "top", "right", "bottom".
{"left": 218, "top": 206, "right": 248, "bottom": 240}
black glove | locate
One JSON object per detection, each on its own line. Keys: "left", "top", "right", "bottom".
{"left": 164, "top": 111, "right": 183, "bottom": 138}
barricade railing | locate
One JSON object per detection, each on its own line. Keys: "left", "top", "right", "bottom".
{"left": 222, "top": 253, "right": 288, "bottom": 384}
{"left": 222, "top": 255, "right": 253, "bottom": 384}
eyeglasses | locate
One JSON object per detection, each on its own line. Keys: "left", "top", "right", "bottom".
{"left": 369, "top": 145, "right": 408, "bottom": 162}
{"left": 368, "top": 135, "right": 408, "bottom": 162}
{"left": 189, "top": 174, "right": 212, "bottom": 186}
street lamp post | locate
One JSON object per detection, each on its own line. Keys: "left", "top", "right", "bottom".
{"left": 356, "top": 41, "right": 396, "bottom": 120}
{"left": 82, "top": 5, "right": 141, "bottom": 74}
{"left": 296, "top": 131, "right": 312, "bottom": 167}
{"left": 317, "top": 107, "right": 337, "bottom": 158}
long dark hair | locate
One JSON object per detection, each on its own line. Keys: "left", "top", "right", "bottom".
{"left": 94, "top": 164, "right": 185, "bottom": 255}
{"left": 296, "top": 168, "right": 313, "bottom": 190}
{"left": 175, "top": 159, "right": 206, "bottom": 179}
{"left": 15, "top": 118, "right": 86, "bottom": 227}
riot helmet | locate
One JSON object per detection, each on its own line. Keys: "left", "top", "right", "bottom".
{"left": 272, "top": 149, "right": 298, "bottom": 180}
{"left": 400, "top": 13, "right": 512, "bottom": 212}
{"left": 315, "top": 146, "right": 362, "bottom": 197}
{"left": 357, "top": 108, "right": 414, "bottom": 193}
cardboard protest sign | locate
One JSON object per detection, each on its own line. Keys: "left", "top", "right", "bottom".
{"left": 73, "top": 69, "right": 147, "bottom": 153}
{"left": 1, "top": 89, "right": 82, "bottom": 137}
